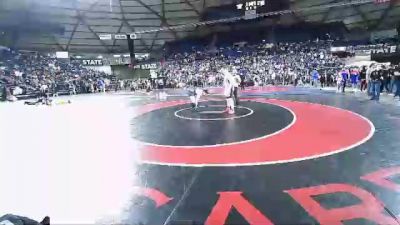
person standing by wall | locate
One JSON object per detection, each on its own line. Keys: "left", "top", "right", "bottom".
{"left": 350, "top": 68, "right": 359, "bottom": 92}
{"left": 1, "top": 85, "right": 7, "bottom": 101}
{"left": 393, "top": 65, "right": 400, "bottom": 100}
{"left": 370, "top": 68, "right": 381, "bottom": 101}
{"left": 388, "top": 65, "right": 395, "bottom": 94}
{"left": 294, "top": 72, "right": 299, "bottom": 87}
{"left": 311, "top": 69, "right": 319, "bottom": 87}
{"left": 320, "top": 73, "right": 326, "bottom": 88}
{"left": 336, "top": 70, "right": 342, "bottom": 92}
{"left": 381, "top": 65, "right": 391, "bottom": 93}
{"left": 360, "top": 66, "right": 367, "bottom": 92}
{"left": 340, "top": 68, "right": 349, "bottom": 93}
{"left": 366, "top": 64, "right": 375, "bottom": 96}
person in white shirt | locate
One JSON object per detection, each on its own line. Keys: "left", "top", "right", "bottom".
{"left": 188, "top": 87, "right": 209, "bottom": 109}
{"left": 40, "top": 83, "right": 48, "bottom": 93}
{"left": 221, "top": 68, "right": 235, "bottom": 114}
{"left": 336, "top": 70, "right": 342, "bottom": 92}
{"left": 254, "top": 74, "right": 261, "bottom": 87}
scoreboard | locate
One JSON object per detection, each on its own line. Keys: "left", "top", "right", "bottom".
{"left": 236, "top": 0, "right": 265, "bottom": 11}
{"left": 201, "top": 0, "right": 290, "bottom": 21}
{"left": 236, "top": 0, "right": 266, "bottom": 20}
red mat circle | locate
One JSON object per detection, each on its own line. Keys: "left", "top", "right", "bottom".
{"left": 132, "top": 99, "right": 374, "bottom": 166}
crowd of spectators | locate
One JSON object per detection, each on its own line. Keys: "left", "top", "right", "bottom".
{"left": 1, "top": 39, "right": 400, "bottom": 103}
{"left": 159, "top": 39, "right": 399, "bottom": 102}
{"left": 0, "top": 49, "right": 123, "bottom": 101}
{"left": 160, "top": 40, "right": 343, "bottom": 87}
{"left": 348, "top": 64, "right": 400, "bottom": 101}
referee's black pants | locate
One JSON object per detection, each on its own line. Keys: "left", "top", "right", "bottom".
{"left": 233, "top": 87, "right": 239, "bottom": 106}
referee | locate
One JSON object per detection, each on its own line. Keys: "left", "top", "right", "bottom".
{"left": 233, "top": 73, "right": 241, "bottom": 106}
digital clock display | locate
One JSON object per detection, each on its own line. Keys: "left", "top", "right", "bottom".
{"left": 236, "top": 0, "right": 265, "bottom": 11}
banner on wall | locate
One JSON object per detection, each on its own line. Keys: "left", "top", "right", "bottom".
{"left": 115, "top": 34, "right": 128, "bottom": 40}
{"left": 82, "top": 59, "right": 103, "bottom": 66}
{"left": 370, "top": 45, "right": 397, "bottom": 54}
{"left": 99, "top": 34, "right": 112, "bottom": 40}
{"left": 56, "top": 51, "right": 69, "bottom": 59}
{"left": 71, "top": 59, "right": 104, "bottom": 66}
{"left": 330, "top": 46, "right": 347, "bottom": 52}
{"left": 349, "top": 45, "right": 398, "bottom": 55}
{"left": 109, "top": 57, "right": 131, "bottom": 65}
{"left": 133, "top": 63, "right": 159, "bottom": 70}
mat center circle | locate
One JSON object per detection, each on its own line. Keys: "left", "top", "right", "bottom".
{"left": 131, "top": 101, "right": 294, "bottom": 147}
{"left": 174, "top": 105, "right": 254, "bottom": 121}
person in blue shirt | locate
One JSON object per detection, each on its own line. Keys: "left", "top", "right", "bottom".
{"left": 312, "top": 69, "right": 319, "bottom": 87}
{"left": 340, "top": 68, "right": 349, "bottom": 93}
{"left": 97, "top": 79, "right": 103, "bottom": 92}
{"left": 350, "top": 68, "right": 360, "bottom": 92}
